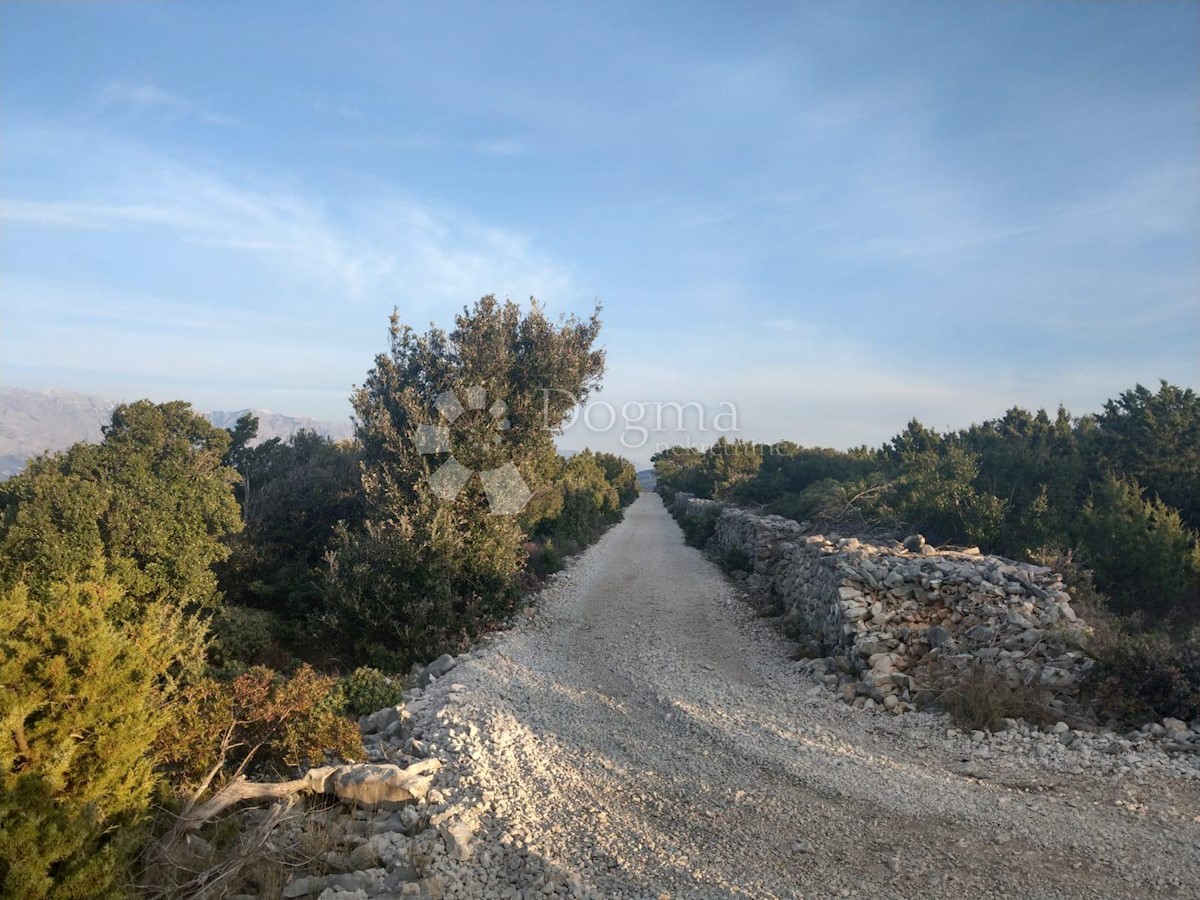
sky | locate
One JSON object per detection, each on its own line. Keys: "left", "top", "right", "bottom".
{"left": 1, "top": 1, "right": 1197, "bottom": 467}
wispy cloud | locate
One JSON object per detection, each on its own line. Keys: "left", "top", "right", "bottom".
{"left": 2, "top": 126, "right": 573, "bottom": 308}
{"left": 472, "top": 138, "right": 524, "bottom": 156}
{"left": 92, "top": 80, "right": 238, "bottom": 126}
{"left": 2, "top": 186, "right": 394, "bottom": 299}
{"left": 313, "top": 98, "right": 364, "bottom": 121}
{"left": 5, "top": 275, "right": 282, "bottom": 336}
{"left": 1032, "top": 164, "right": 1199, "bottom": 248}
{"left": 96, "top": 81, "right": 190, "bottom": 117}
{"left": 330, "top": 132, "right": 527, "bottom": 157}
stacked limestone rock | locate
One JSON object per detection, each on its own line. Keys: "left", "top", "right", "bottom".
{"left": 671, "top": 496, "right": 1093, "bottom": 713}
{"left": 671, "top": 491, "right": 722, "bottom": 519}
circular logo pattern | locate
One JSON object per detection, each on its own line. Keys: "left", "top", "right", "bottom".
{"left": 412, "top": 386, "right": 532, "bottom": 515}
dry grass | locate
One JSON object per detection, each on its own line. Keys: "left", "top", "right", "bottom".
{"left": 923, "top": 661, "right": 1061, "bottom": 732}
{"left": 139, "top": 795, "right": 368, "bottom": 900}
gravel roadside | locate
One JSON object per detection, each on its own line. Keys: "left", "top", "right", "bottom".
{"left": 406, "top": 494, "right": 1200, "bottom": 899}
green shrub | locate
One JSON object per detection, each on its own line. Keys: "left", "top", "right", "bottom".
{"left": 525, "top": 538, "right": 563, "bottom": 580}
{"left": 528, "top": 451, "right": 622, "bottom": 548}
{"left": 217, "top": 428, "right": 363, "bottom": 628}
{"left": 0, "top": 400, "right": 242, "bottom": 612}
{"left": 680, "top": 506, "right": 720, "bottom": 549}
{"left": 321, "top": 516, "right": 519, "bottom": 670}
{"left": 892, "top": 444, "right": 1007, "bottom": 546}
{"left": 340, "top": 667, "right": 404, "bottom": 716}
{"left": 720, "top": 548, "right": 752, "bottom": 573}
{"left": 1075, "top": 474, "right": 1200, "bottom": 616}
{"left": 159, "top": 664, "right": 362, "bottom": 785}
{"left": 0, "top": 574, "right": 206, "bottom": 899}
{"left": 1085, "top": 629, "right": 1200, "bottom": 725}
{"left": 542, "top": 539, "right": 563, "bottom": 574}
{"left": 207, "top": 605, "right": 287, "bottom": 670}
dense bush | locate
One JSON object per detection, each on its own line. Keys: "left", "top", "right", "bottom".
{"left": 0, "top": 575, "right": 206, "bottom": 899}
{"left": 654, "top": 382, "right": 1200, "bottom": 625}
{"left": 1086, "top": 629, "right": 1200, "bottom": 725}
{"left": 655, "top": 382, "right": 1200, "bottom": 724}
{"left": 1075, "top": 474, "right": 1200, "bottom": 617}
{"left": 339, "top": 666, "right": 404, "bottom": 717}
{"left": 890, "top": 443, "right": 1007, "bottom": 546}
{"left": 525, "top": 537, "right": 565, "bottom": 578}
{"left": 322, "top": 514, "right": 522, "bottom": 671}
{"left": 0, "top": 401, "right": 242, "bottom": 611}
{"left": 519, "top": 451, "right": 636, "bottom": 581}
{"left": 1095, "top": 381, "right": 1200, "bottom": 530}
{"left": 738, "top": 443, "right": 880, "bottom": 508}
{"left": 533, "top": 451, "right": 622, "bottom": 546}
{"left": 218, "top": 427, "right": 362, "bottom": 627}
{"left": 322, "top": 297, "right": 606, "bottom": 668}
{"left": 676, "top": 502, "right": 721, "bottom": 549}
{"left": 207, "top": 605, "right": 289, "bottom": 672}
{"left": 159, "top": 664, "right": 361, "bottom": 785}
{"left": 594, "top": 452, "right": 639, "bottom": 507}
{"left": 651, "top": 446, "right": 705, "bottom": 503}
{"left": 653, "top": 439, "right": 761, "bottom": 501}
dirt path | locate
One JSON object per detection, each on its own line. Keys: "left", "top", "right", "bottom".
{"left": 417, "top": 495, "right": 1200, "bottom": 899}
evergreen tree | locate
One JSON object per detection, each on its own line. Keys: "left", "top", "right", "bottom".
{"left": 1096, "top": 381, "right": 1200, "bottom": 529}
{"left": 1075, "top": 474, "right": 1200, "bottom": 616}
{"left": 0, "top": 573, "right": 206, "bottom": 899}
{"left": 0, "top": 400, "right": 243, "bottom": 614}
{"left": 323, "top": 297, "right": 605, "bottom": 666}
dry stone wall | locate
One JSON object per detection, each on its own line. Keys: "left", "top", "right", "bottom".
{"left": 671, "top": 493, "right": 1094, "bottom": 713}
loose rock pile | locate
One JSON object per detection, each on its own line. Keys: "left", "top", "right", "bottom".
{"left": 944, "top": 716, "right": 1200, "bottom": 779}
{"left": 671, "top": 493, "right": 1094, "bottom": 714}
{"left": 251, "top": 581, "right": 612, "bottom": 900}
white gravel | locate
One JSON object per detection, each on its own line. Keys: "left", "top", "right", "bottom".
{"left": 408, "top": 495, "right": 1200, "bottom": 899}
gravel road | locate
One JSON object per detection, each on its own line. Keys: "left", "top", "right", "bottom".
{"left": 416, "top": 495, "right": 1200, "bottom": 899}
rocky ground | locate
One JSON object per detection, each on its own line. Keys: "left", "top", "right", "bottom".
{"left": 276, "top": 494, "right": 1200, "bottom": 899}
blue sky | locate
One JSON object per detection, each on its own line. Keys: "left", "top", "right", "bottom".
{"left": 2, "top": 1, "right": 1197, "bottom": 466}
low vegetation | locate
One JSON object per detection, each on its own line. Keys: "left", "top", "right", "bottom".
{"left": 0, "top": 296, "right": 639, "bottom": 897}
{"left": 921, "top": 662, "right": 1060, "bottom": 733}
{"left": 655, "top": 381, "right": 1200, "bottom": 727}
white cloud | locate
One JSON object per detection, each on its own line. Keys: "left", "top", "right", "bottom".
{"left": 92, "top": 81, "right": 239, "bottom": 126}
{"left": 472, "top": 138, "right": 524, "bottom": 156}
{"left": 1033, "top": 164, "right": 1199, "bottom": 248}
{"left": 1, "top": 126, "right": 577, "bottom": 418}
{"left": 313, "top": 98, "right": 364, "bottom": 121}
{"left": 1, "top": 132, "right": 571, "bottom": 305}
{"left": 96, "top": 81, "right": 190, "bottom": 117}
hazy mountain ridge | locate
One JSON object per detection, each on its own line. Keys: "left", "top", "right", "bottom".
{"left": 0, "top": 387, "right": 354, "bottom": 478}
{"left": 207, "top": 408, "right": 355, "bottom": 444}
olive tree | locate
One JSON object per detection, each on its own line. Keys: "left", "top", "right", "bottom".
{"left": 323, "top": 296, "right": 605, "bottom": 666}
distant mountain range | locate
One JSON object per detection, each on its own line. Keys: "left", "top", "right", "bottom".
{"left": 0, "top": 387, "right": 354, "bottom": 479}
{"left": 206, "top": 408, "right": 355, "bottom": 444}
